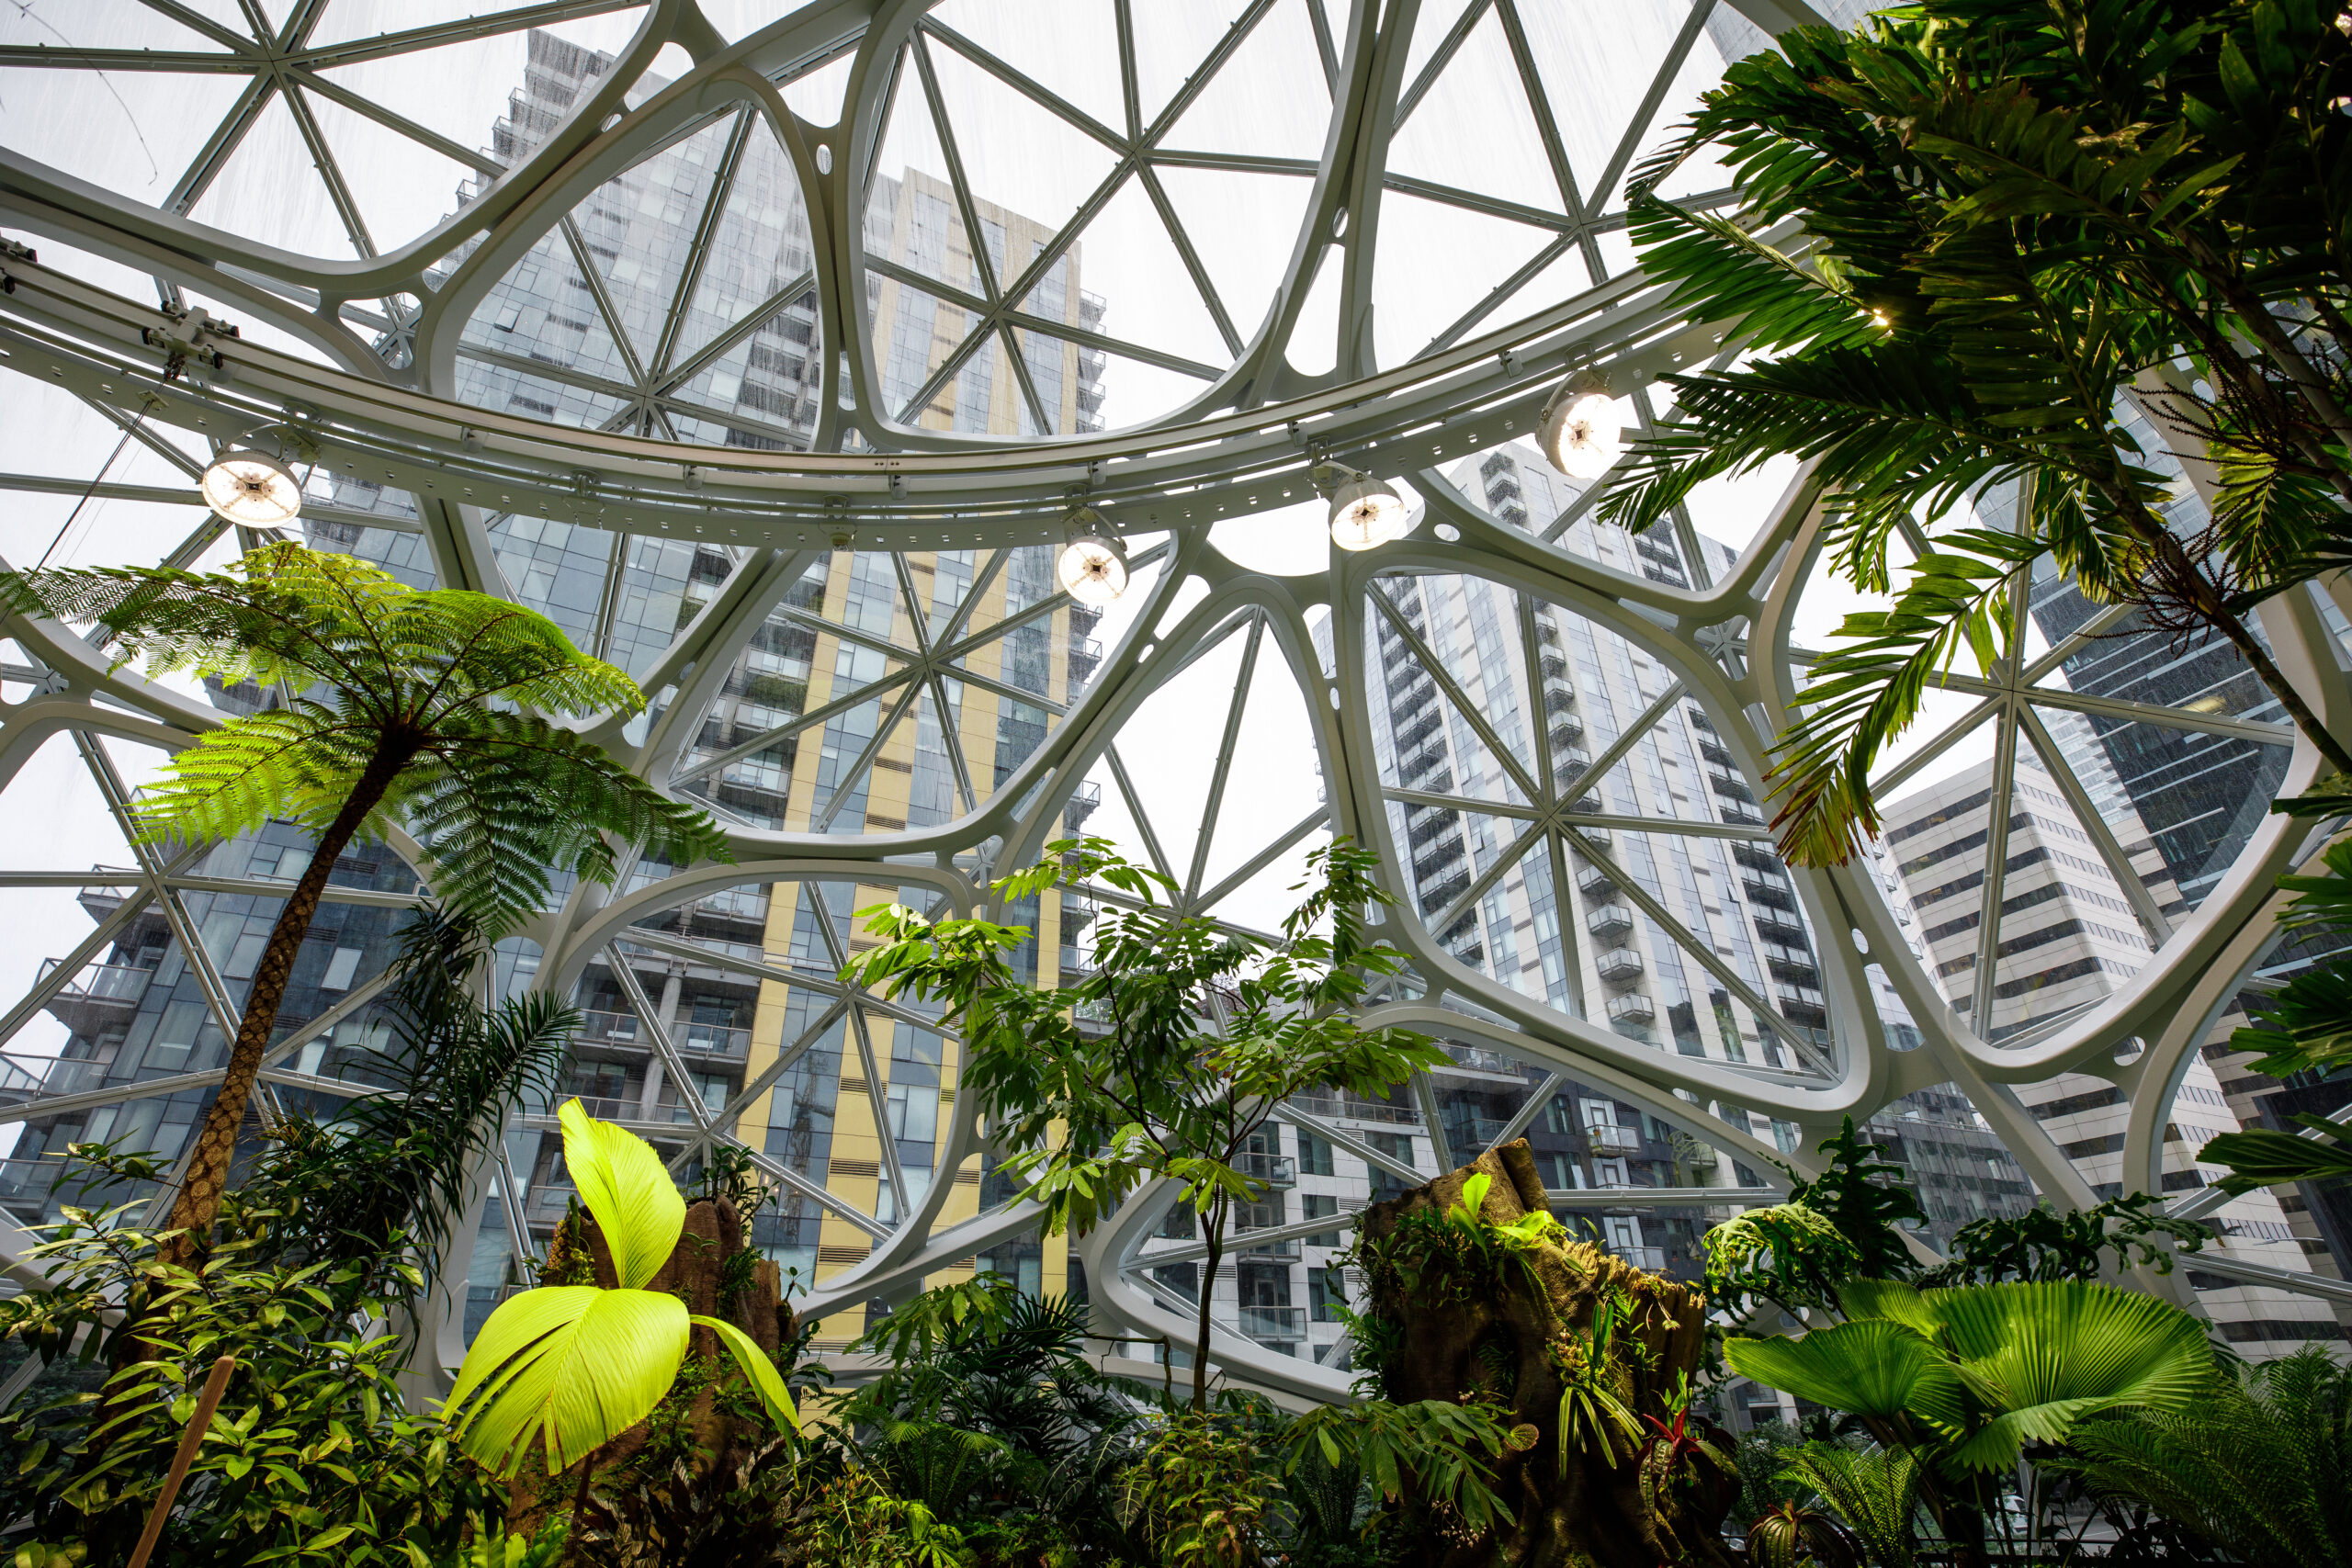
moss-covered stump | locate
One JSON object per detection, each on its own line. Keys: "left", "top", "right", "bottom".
{"left": 1357, "top": 1137, "right": 1736, "bottom": 1568}
{"left": 507, "top": 1195, "right": 794, "bottom": 1537}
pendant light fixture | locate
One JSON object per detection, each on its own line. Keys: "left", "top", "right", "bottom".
{"left": 1538, "top": 369, "right": 1622, "bottom": 481}
{"left": 1057, "top": 506, "right": 1127, "bottom": 605}
{"left": 200, "top": 447, "right": 303, "bottom": 525}
{"left": 1326, "top": 468, "right": 1408, "bottom": 552}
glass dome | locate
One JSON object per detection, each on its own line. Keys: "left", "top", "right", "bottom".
{"left": 0, "top": 0, "right": 2344, "bottom": 1395}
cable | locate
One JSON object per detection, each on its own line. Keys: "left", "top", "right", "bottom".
{"left": 34, "top": 414, "right": 143, "bottom": 570}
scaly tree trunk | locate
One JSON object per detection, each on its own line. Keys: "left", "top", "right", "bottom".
{"left": 159, "top": 740, "right": 414, "bottom": 1263}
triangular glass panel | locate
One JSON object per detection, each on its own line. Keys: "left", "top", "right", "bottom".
{"left": 1369, "top": 191, "right": 1557, "bottom": 370}
{"left": 1193, "top": 642, "right": 1329, "bottom": 919}
{"left": 458, "top": 229, "right": 635, "bottom": 398}
{"left": 1151, "top": 0, "right": 1329, "bottom": 161}
{"left": 1386, "top": 6, "right": 1570, "bottom": 222}
{"left": 664, "top": 118, "right": 814, "bottom": 378}
{"left": 1151, "top": 163, "right": 1317, "bottom": 351}
{"left": 485, "top": 514, "right": 612, "bottom": 649}
{"left": 184, "top": 88, "right": 368, "bottom": 259}
{"left": 296, "top": 81, "right": 476, "bottom": 257}
{"left": 1517, "top": 0, "right": 1717, "bottom": 208}
{"left": 914, "top": 31, "right": 1125, "bottom": 250}
{"left": 1023, "top": 177, "right": 1231, "bottom": 378}
{"left": 924, "top": 0, "right": 1128, "bottom": 138}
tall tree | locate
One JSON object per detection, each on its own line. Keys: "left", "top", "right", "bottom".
{"left": 843, "top": 837, "right": 1446, "bottom": 1409}
{"left": 0, "top": 543, "right": 730, "bottom": 1257}
{"left": 1596, "top": 0, "right": 2352, "bottom": 866}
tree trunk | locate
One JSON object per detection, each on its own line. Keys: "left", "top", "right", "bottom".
{"left": 1357, "top": 1140, "right": 1738, "bottom": 1568}
{"left": 159, "top": 741, "right": 413, "bottom": 1262}
{"left": 1193, "top": 1196, "right": 1225, "bottom": 1412}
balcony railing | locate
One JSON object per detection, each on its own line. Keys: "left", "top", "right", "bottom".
{"left": 1576, "top": 865, "right": 1617, "bottom": 897}
{"left": 1238, "top": 1305, "right": 1307, "bottom": 1343}
{"left": 1443, "top": 1043, "right": 1521, "bottom": 1076}
{"left": 1610, "top": 1244, "right": 1668, "bottom": 1272}
{"left": 1238, "top": 1153, "right": 1296, "bottom": 1190}
{"left": 1585, "top": 1122, "right": 1643, "bottom": 1155}
{"left": 1236, "top": 1234, "right": 1303, "bottom": 1259}
{"left": 1606, "top": 993, "right": 1656, "bottom": 1024}
{"left": 39, "top": 958, "right": 153, "bottom": 1007}
{"left": 1287, "top": 1094, "right": 1420, "bottom": 1125}
{"left": 574, "top": 1008, "right": 749, "bottom": 1060}
{"left": 1595, "top": 949, "right": 1645, "bottom": 983}
{"left": 1585, "top": 903, "right": 1634, "bottom": 938}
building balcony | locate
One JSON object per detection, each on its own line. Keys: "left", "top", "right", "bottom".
{"left": 573, "top": 1008, "right": 748, "bottom": 1061}
{"left": 1586, "top": 1122, "right": 1644, "bottom": 1156}
{"left": 1236, "top": 1234, "right": 1302, "bottom": 1259}
{"left": 1585, "top": 903, "right": 1634, "bottom": 939}
{"left": 1607, "top": 993, "right": 1656, "bottom": 1024}
{"left": 1576, "top": 864, "right": 1617, "bottom": 897}
{"left": 1595, "top": 948, "right": 1645, "bottom": 984}
{"left": 1719, "top": 799, "right": 1766, "bottom": 827}
{"left": 1238, "top": 1153, "right": 1297, "bottom": 1190}
{"left": 1287, "top": 1094, "right": 1420, "bottom": 1126}
{"left": 1443, "top": 1042, "right": 1522, "bottom": 1077}
{"left": 1238, "top": 1305, "right": 1307, "bottom": 1344}
{"left": 1444, "top": 1114, "right": 1510, "bottom": 1151}
{"left": 1609, "top": 1244, "right": 1668, "bottom": 1272}
{"left": 39, "top": 958, "right": 153, "bottom": 1009}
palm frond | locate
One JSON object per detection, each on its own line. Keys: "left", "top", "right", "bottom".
{"left": 1767, "top": 529, "right": 2041, "bottom": 866}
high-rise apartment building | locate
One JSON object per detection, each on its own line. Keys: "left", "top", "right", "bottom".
{"left": 1880, "top": 756, "right": 2346, "bottom": 1350}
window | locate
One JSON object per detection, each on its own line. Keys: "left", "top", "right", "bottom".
{"left": 1297, "top": 1130, "right": 1335, "bottom": 1177}
{"left": 1158, "top": 1201, "right": 1195, "bottom": 1240}
{"left": 224, "top": 931, "right": 269, "bottom": 980}
{"left": 1238, "top": 1265, "right": 1292, "bottom": 1308}
{"left": 319, "top": 946, "right": 362, "bottom": 991}
{"left": 1545, "top": 1094, "right": 1577, "bottom": 1134}
{"left": 1302, "top": 1192, "right": 1342, "bottom": 1247}
{"left": 1309, "top": 1267, "right": 1347, "bottom": 1323}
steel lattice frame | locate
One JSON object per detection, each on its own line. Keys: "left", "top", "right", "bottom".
{"left": 0, "top": 0, "right": 2347, "bottom": 1403}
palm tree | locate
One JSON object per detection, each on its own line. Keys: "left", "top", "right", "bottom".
{"left": 1723, "top": 1278, "right": 2212, "bottom": 1568}
{"left": 1597, "top": 2, "right": 2352, "bottom": 866}
{"left": 0, "top": 543, "right": 730, "bottom": 1257}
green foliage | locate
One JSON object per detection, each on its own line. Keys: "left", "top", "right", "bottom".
{"left": 794, "top": 1470, "right": 975, "bottom": 1568}
{"left": 1744, "top": 1495, "right": 1864, "bottom": 1568}
{"left": 240, "top": 907, "right": 575, "bottom": 1309}
{"left": 0, "top": 542, "right": 729, "bottom": 933}
{"left": 2049, "top": 1344, "right": 2352, "bottom": 1568}
{"left": 1781, "top": 1441, "right": 1921, "bottom": 1568}
{"left": 1600, "top": 2, "right": 2352, "bottom": 863}
{"left": 1920, "top": 1192, "right": 2206, "bottom": 1287}
{"left": 1547, "top": 1287, "right": 1645, "bottom": 1469}
{"left": 1280, "top": 1398, "right": 1531, "bottom": 1547}
{"left": 1703, "top": 1117, "right": 1926, "bottom": 1323}
{"left": 1731, "top": 1419, "right": 1812, "bottom": 1525}
{"left": 1724, "top": 1279, "right": 2214, "bottom": 1473}
{"left": 2200, "top": 1116, "right": 2352, "bottom": 1195}
{"left": 444, "top": 1100, "right": 796, "bottom": 1475}
{"left": 0, "top": 1145, "right": 496, "bottom": 1564}
{"left": 424, "top": 1518, "right": 568, "bottom": 1568}
{"left": 842, "top": 837, "right": 1444, "bottom": 1405}
{"left": 2230, "top": 801, "right": 2352, "bottom": 1078}
{"left": 1119, "top": 1412, "right": 1271, "bottom": 1568}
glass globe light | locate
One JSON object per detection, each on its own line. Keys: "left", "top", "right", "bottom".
{"left": 200, "top": 448, "right": 303, "bottom": 525}
{"left": 1327, "top": 471, "right": 1407, "bottom": 552}
{"left": 1539, "top": 370, "right": 1621, "bottom": 481}
{"left": 1057, "top": 511, "right": 1128, "bottom": 605}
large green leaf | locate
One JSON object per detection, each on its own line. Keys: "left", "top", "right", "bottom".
{"left": 2201, "top": 1122, "right": 2352, "bottom": 1196}
{"left": 1724, "top": 1317, "right": 1960, "bottom": 1423}
{"left": 559, "top": 1097, "right": 683, "bottom": 1290}
{"left": 1927, "top": 1280, "right": 2213, "bottom": 1470}
{"left": 445, "top": 1285, "right": 691, "bottom": 1474}
{"left": 691, "top": 1314, "right": 800, "bottom": 1434}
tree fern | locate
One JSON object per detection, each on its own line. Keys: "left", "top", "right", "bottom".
{"left": 0, "top": 542, "right": 730, "bottom": 1255}
{"left": 1781, "top": 1441, "right": 1920, "bottom": 1568}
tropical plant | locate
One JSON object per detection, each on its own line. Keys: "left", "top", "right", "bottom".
{"left": 1781, "top": 1441, "right": 1922, "bottom": 1568}
{"left": 235, "top": 905, "right": 576, "bottom": 1314}
{"left": 2050, "top": 1344, "right": 2352, "bottom": 1568}
{"left": 1704, "top": 1117, "right": 1927, "bottom": 1325}
{"left": 1746, "top": 1495, "right": 1865, "bottom": 1568}
{"left": 1596, "top": 2, "right": 2352, "bottom": 868}
{"left": 1119, "top": 1411, "right": 1272, "bottom": 1568}
{"left": 1724, "top": 1278, "right": 2213, "bottom": 1567}
{"left": 0, "top": 1142, "right": 496, "bottom": 1565}
{"left": 1731, "top": 1418, "right": 1812, "bottom": 1525}
{"left": 0, "top": 543, "right": 730, "bottom": 1255}
{"left": 842, "top": 836, "right": 1446, "bottom": 1409}
{"left": 1919, "top": 1192, "right": 2206, "bottom": 1287}
{"left": 443, "top": 1100, "right": 796, "bottom": 1476}
{"left": 1279, "top": 1395, "right": 1531, "bottom": 1548}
